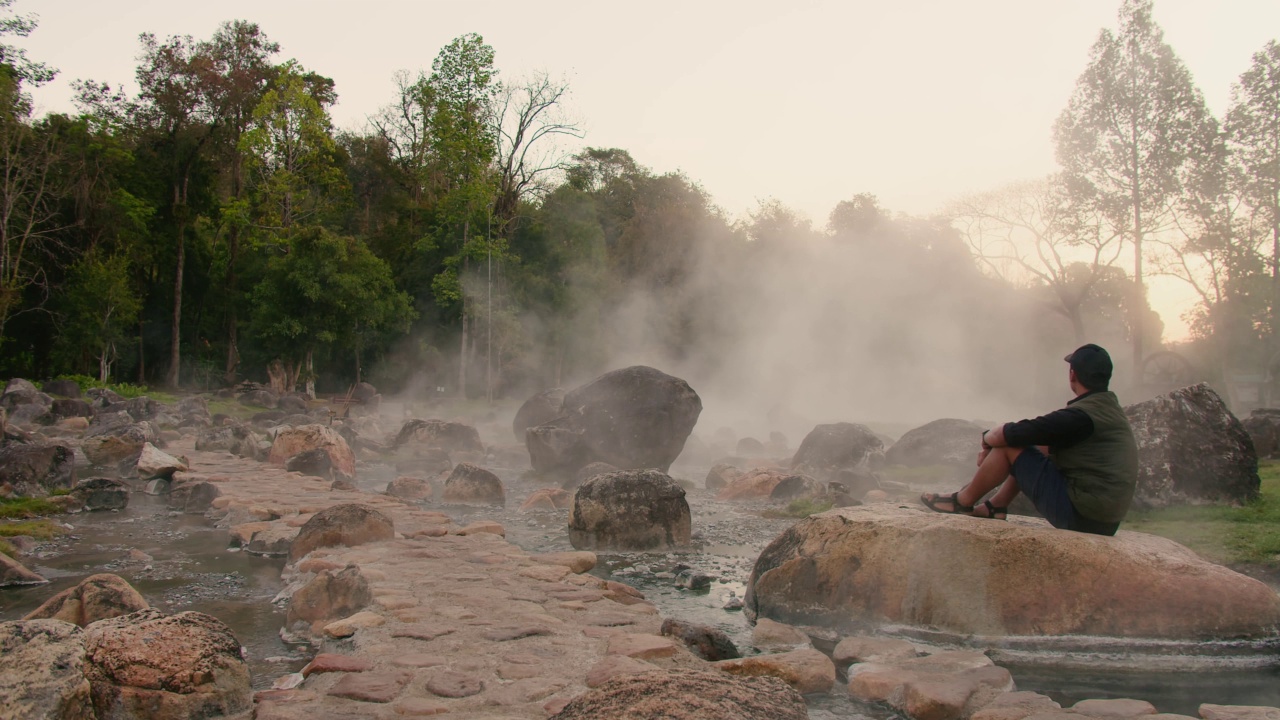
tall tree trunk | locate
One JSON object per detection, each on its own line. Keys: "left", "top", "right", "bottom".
{"left": 167, "top": 219, "right": 186, "bottom": 389}
{"left": 305, "top": 348, "right": 315, "bottom": 399}
{"left": 458, "top": 219, "right": 469, "bottom": 399}
{"left": 1131, "top": 113, "right": 1144, "bottom": 377}
{"left": 225, "top": 225, "right": 241, "bottom": 385}
{"left": 137, "top": 317, "right": 145, "bottom": 383}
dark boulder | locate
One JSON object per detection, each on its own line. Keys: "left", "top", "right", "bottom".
{"left": 0, "top": 442, "right": 74, "bottom": 496}
{"left": 289, "top": 503, "right": 395, "bottom": 562}
{"left": 42, "top": 379, "right": 82, "bottom": 398}
{"left": 513, "top": 388, "right": 565, "bottom": 442}
{"left": 286, "top": 565, "right": 372, "bottom": 630}
{"left": 441, "top": 462, "right": 505, "bottom": 506}
{"left": 568, "top": 469, "right": 691, "bottom": 551}
{"left": 238, "top": 389, "right": 278, "bottom": 409}
{"left": 167, "top": 480, "right": 222, "bottom": 513}
{"left": 85, "top": 388, "right": 124, "bottom": 408}
{"left": 883, "top": 418, "right": 984, "bottom": 468}
{"left": 101, "top": 396, "right": 157, "bottom": 422}
{"left": 285, "top": 448, "right": 336, "bottom": 480}
{"left": 392, "top": 419, "right": 484, "bottom": 454}
{"left": 70, "top": 478, "right": 129, "bottom": 512}
{"left": 563, "top": 461, "right": 621, "bottom": 491}
{"left": 527, "top": 366, "right": 702, "bottom": 476}
{"left": 276, "top": 394, "right": 308, "bottom": 414}
{"left": 1125, "top": 383, "right": 1260, "bottom": 507}
{"left": 81, "top": 415, "right": 159, "bottom": 469}
{"left": 49, "top": 399, "right": 94, "bottom": 421}
{"left": 1, "top": 378, "right": 49, "bottom": 411}
{"left": 351, "top": 382, "right": 378, "bottom": 403}
{"left": 1243, "top": 408, "right": 1280, "bottom": 460}
{"left": 660, "top": 618, "right": 740, "bottom": 661}
{"left": 737, "top": 437, "right": 767, "bottom": 456}
{"left": 549, "top": 670, "right": 807, "bottom": 720}
{"left": 791, "top": 422, "right": 883, "bottom": 480}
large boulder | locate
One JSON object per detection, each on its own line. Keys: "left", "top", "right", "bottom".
{"left": 268, "top": 424, "right": 356, "bottom": 480}
{"left": 717, "top": 468, "right": 814, "bottom": 501}
{"left": 549, "top": 669, "right": 807, "bottom": 720}
{"left": 1243, "top": 408, "right": 1280, "bottom": 459}
{"left": 194, "top": 423, "right": 256, "bottom": 454}
{"left": 70, "top": 477, "right": 129, "bottom": 512}
{"left": 285, "top": 447, "right": 339, "bottom": 480}
{"left": 527, "top": 366, "right": 702, "bottom": 476}
{"left": 83, "top": 608, "right": 251, "bottom": 720}
{"left": 24, "top": 573, "right": 149, "bottom": 627}
{"left": 286, "top": 565, "right": 372, "bottom": 630}
{"left": 568, "top": 469, "right": 691, "bottom": 551}
{"left": 0, "top": 442, "right": 75, "bottom": 496}
{"left": 746, "top": 504, "right": 1280, "bottom": 641}
{"left": 513, "top": 388, "right": 565, "bottom": 442}
{"left": 1, "top": 552, "right": 48, "bottom": 586}
{"left": 883, "top": 418, "right": 984, "bottom": 468}
{"left": 1125, "top": 383, "right": 1259, "bottom": 506}
{"left": 43, "top": 379, "right": 83, "bottom": 398}
{"left": 49, "top": 399, "right": 94, "bottom": 421}
{"left": 790, "top": 422, "right": 883, "bottom": 480}
{"left": 102, "top": 396, "right": 158, "bottom": 423}
{"left": 81, "top": 413, "right": 159, "bottom": 469}
{"left": 0, "top": 619, "right": 94, "bottom": 720}
{"left": 135, "top": 443, "right": 187, "bottom": 480}
{"left": 1, "top": 379, "right": 52, "bottom": 422}
{"left": 288, "top": 503, "right": 394, "bottom": 562}
{"left": 441, "top": 462, "right": 506, "bottom": 506}
{"left": 392, "top": 418, "right": 484, "bottom": 454}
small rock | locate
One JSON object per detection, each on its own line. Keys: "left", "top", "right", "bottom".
{"left": 606, "top": 633, "right": 678, "bottom": 660}
{"left": 457, "top": 520, "right": 505, "bottom": 537}
{"left": 752, "top": 618, "right": 810, "bottom": 651}
{"left": 1072, "top": 698, "right": 1159, "bottom": 716}
{"left": 424, "top": 669, "right": 484, "bottom": 698}
{"left": 22, "top": 573, "right": 147, "bottom": 626}
{"left": 0, "top": 553, "right": 48, "bottom": 587}
{"left": 1198, "top": 706, "right": 1280, "bottom": 720}
{"left": 832, "top": 636, "right": 920, "bottom": 667}
{"left": 301, "top": 653, "right": 373, "bottom": 676}
{"left": 327, "top": 671, "right": 412, "bottom": 703}
{"left": 713, "top": 648, "right": 836, "bottom": 694}
{"left": 660, "top": 618, "right": 739, "bottom": 661}
{"left": 135, "top": 442, "right": 187, "bottom": 479}
{"left": 386, "top": 476, "right": 433, "bottom": 501}
{"left": 393, "top": 697, "right": 450, "bottom": 716}
{"left": 531, "top": 551, "right": 596, "bottom": 573}
{"left": 323, "top": 610, "right": 385, "bottom": 638}
{"left": 69, "top": 477, "right": 129, "bottom": 512}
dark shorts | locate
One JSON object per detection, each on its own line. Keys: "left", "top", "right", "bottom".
{"left": 1011, "top": 447, "right": 1120, "bottom": 536}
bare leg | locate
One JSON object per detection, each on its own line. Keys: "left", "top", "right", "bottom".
{"left": 922, "top": 446, "right": 1024, "bottom": 513}
{"left": 973, "top": 477, "right": 1020, "bottom": 518}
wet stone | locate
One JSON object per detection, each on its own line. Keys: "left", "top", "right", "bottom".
{"left": 486, "top": 678, "right": 564, "bottom": 706}
{"left": 425, "top": 670, "right": 484, "bottom": 698}
{"left": 607, "top": 633, "right": 678, "bottom": 660}
{"left": 1072, "top": 698, "right": 1159, "bottom": 716}
{"left": 586, "top": 655, "right": 659, "bottom": 688}
{"left": 301, "top": 653, "right": 372, "bottom": 677}
{"left": 498, "top": 662, "right": 543, "bottom": 679}
{"left": 483, "top": 624, "right": 554, "bottom": 641}
{"left": 390, "top": 653, "right": 447, "bottom": 668}
{"left": 393, "top": 698, "right": 450, "bottom": 716}
{"left": 1199, "top": 707, "right": 1280, "bottom": 720}
{"left": 327, "top": 671, "right": 412, "bottom": 703}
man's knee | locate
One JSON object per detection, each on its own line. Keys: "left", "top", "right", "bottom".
{"left": 1001, "top": 446, "right": 1025, "bottom": 463}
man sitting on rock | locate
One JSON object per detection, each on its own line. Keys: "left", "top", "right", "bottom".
{"left": 920, "top": 344, "right": 1138, "bottom": 536}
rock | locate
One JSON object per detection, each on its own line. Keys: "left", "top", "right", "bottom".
{"left": 323, "top": 610, "right": 385, "bottom": 638}
{"left": 0, "top": 619, "right": 94, "bottom": 720}
{"left": 23, "top": 573, "right": 148, "bottom": 626}
{"left": 239, "top": 388, "right": 278, "bottom": 408}
{"left": 50, "top": 398, "right": 94, "bottom": 420}
{"left": 585, "top": 655, "right": 661, "bottom": 688}
{"left": 457, "top": 520, "right": 505, "bottom": 536}
{"left": 549, "top": 669, "right": 808, "bottom": 720}
{"left": 716, "top": 468, "right": 806, "bottom": 501}
{"left": 1126, "top": 384, "right": 1260, "bottom": 506}
{"left": 660, "top": 618, "right": 739, "bottom": 661}
{"left": 289, "top": 503, "right": 394, "bottom": 562}
{"left": 971, "top": 692, "right": 1062, "bottom": 720}
{"left": 713, "top": 648, "right": 835, "bottom": 694}
{"left": 737, "top": 437, "right": 767, "bottom": 456}
{"left": 246, "top": 524, "right": 299, "bottom": 556}
{"left": 1199, "top": 705, "right": 1280, "bottom": 720}
{"left": 568, "top": 469, "right": 691, "bottom": 551}
{"left": 301, "top": 653, "right": 373, "bottom": 677}
{"left": 83, "top": 608, "right": 250, "bottom": 720}
{"left": 386, "top": 475, "right": 433, "bottom": 501}
{"left": 0, "top": 442, "right": 75, "bottom": 496}
{"left": 194, "top": 422, "right": 255, "bottom": 453}
{"left": 532, "top": 551, "right": 597, "bottom": 573}
{"left": 884, "top": 418, "right": 984, "bottom": 469}
{"left": 753, "top": 618, "right": 810, "bottom": 651}
{"left": 705, "top": 463, "right": 741, "bottom": 491}
{"left": 832, "top": 636, "right": 920, "bottom": 667}
{"left": 276, "top": 395, "right": 308, "bottom": 414}
{"left": 167, "top": 480, "right": 222, "bottom": 513}
{"left": 606, "top": 633, "right": 679, "bottom": 660}
{"left": 527, "top": 366, "right": 702, "bottom": 476}
{"left": 102, "top": 396, "right": 158, "bottom": 422}
{"left": 286, "top": 447, "right": 338, "bottom": 480}
{"left": 392, "top": 419, "right": 484, "bottom": 454}
{"left": 85, "top": 387, "right": 124, "bottom": 407}
{"left": 286, "top": 566, "right": 372, "bottom": 630}
{"left": 70, "top": 477, "right": 129, "bottom": 511}
{"left": 1, "top": 378, "right": 51, "bottom": 416}
{"left": 441, "top": 462, "right": 505, "bottom": 506}
{"left": 790, "top": 422, "right": 883, "bottom": 479}
{"left": 269, "top": 424, "right": 356, "bottom": 481}
{"left": 847, "top": 651, "right": 1004, "bottom": 706}
{"left": 135, "top": 443, "right": 187, "bottom": 479}
{"left": 566, "top": 461, "right": 621, "bottom": 491}
{"left": 1, "top": 552, "right": 48, "bottom": 586}
{"left": 520, "top": 486, "right": 571, "bottom": 511}
{"left": 43, "top": 379, "right": 83, "bottom": 398}
{"left": 82, "top": 414, "right": 159, "bottom": 468}
{"left": 746, "top": 504, "right": 1280, "bottom": 640}
{"left": 1072, "top": 698, "right": 1158, "bottom": 716}
{"left": 328, "top": 671, "right": 411, "bottom": 703}
{"left": 424, "top": 669, "right": 484, "bottom": 698}
{"left": 514, "top": 388, "right": 565, "bottom": 442}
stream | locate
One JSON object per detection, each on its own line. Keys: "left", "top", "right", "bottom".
{"left": 3, "top": 460, "right": 1279, "bottom": 716}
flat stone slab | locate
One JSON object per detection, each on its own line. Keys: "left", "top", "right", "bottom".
{"left": 301, "top": 653, "right": 373, "bottom": 677}
{"left": 390, "top": 624, "right": 455, "bottom": 641}
{"left": 424, "top": 669, "right": 484, "bottom": 698}
{"left": 531, "top": 551, "right": 596, "bottom": 573}
{"left": 586, "top": 655, "right": 660, "bottom": 688}
{"left": 483, "top": 624, "right": 554, "bottom": 641}
{"left": 1200, "top": 707, "right": 1280, "bottom": 720}
{"left": 327, "top": 671, "right": 412, "bottom": 703}
{"left": 389, "top": 653, "right": 447, "bottom": 668}
{"left": 1073, "top": 698, "right": 1158, "bottom": 716}
{"left": 607, "top": 633, "right": 678, "bottom": 660}
{"left": 714, "top": 648, "right": 836, "bottom": 694}
{"left": 392, "top": 698, "right": 450, "bottom": 716}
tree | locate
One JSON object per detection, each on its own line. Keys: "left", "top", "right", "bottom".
{"left": 1226, "top": 40, "right": 1280, "bottom": 350}
{"left": 0, "top": 0, "right": 54, "bottom": 88}
{"left": 828, "top": 192, "right": 887, "bottom": 239}
{"left": 56, "top": 252, "right": 140, "bottom": 381}
{"left": 204, "top": 20, "right": 278, "bottom": 384}
{"left": 1054, "top": 0, "right": 1213, "bottom": 369}
{"left": 950, "top": 176, "right": 1125, "bottom": 342}
{"left": 491, "top": 71, "right": 581, "bottom": 238}
{"left": 249, "top": 226, "right": 413, "bottom": 397}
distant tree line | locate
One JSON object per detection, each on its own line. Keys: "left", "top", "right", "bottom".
{"left": 0, "top": 0, "right": 1276, "bottom": 406}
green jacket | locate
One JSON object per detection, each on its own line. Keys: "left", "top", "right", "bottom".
{"left": 1049, "top": 391, "right": 1139, "bottom": 524}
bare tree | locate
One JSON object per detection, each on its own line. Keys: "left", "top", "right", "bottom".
{"left": 949, "top": 176, "right": 1125, "bottom": 342}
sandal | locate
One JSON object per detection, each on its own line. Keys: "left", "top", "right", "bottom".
{"left": 974, "top": 499, "right": 1008, "bottom": 520}
{"left": 920, "top": 491, "right": 973, "bottom": 515}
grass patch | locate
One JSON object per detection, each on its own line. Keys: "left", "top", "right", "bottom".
{"left": 1125, "top": 461, "right": 1280, "bottom": 566}
{"left": 0, "top": 538, "right": 14, "bottom": 557}
{"left": 0, "top": 518, "right": 63, "bottom": 540}
{"left": 206, "top": 398, "right": 259, "bottom": 421}
{"left": 0, "top": 496, "right": 63, "bottom": 520}
{"left": 762, "top": 497, "right": 835, "bottom": 519}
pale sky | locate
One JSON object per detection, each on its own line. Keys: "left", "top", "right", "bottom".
{"left": 17, "top": 0, "right": 1280, "bottom": 340}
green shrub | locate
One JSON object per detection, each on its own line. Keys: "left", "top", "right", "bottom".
{"left": 0, "top": 497, "right": 62, "bottom": 519}
{"left": 0, "top": 519, "right": 63, "bottom": 540}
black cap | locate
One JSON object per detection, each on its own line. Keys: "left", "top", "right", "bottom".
{"left": 1064, "top": 344, "right": 1112, "bottom": 390}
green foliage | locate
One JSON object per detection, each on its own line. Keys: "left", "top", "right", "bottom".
{"left": 0, "top": 518, "right": 63, "bottom": 539}
{"left": 762, "top": 497, "right": 835, "bottom": 519}
{"left": 0, "top": 496, "right": 61, "bottom": 519}
{"left": 55, "top": 251, "right": 141, "bottom": 381}
{"left": 0, "top": 538, "right": 13, "bottom": 557}
{"left": 1126, "top": 461, "right": 1280, "bottom": 567}
{"left": 47, "top": 374, "right": 153, "bottom": 399}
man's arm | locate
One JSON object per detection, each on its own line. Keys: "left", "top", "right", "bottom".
{"left": 1000, "top": 408, "right": 1093, "bottom": 448}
